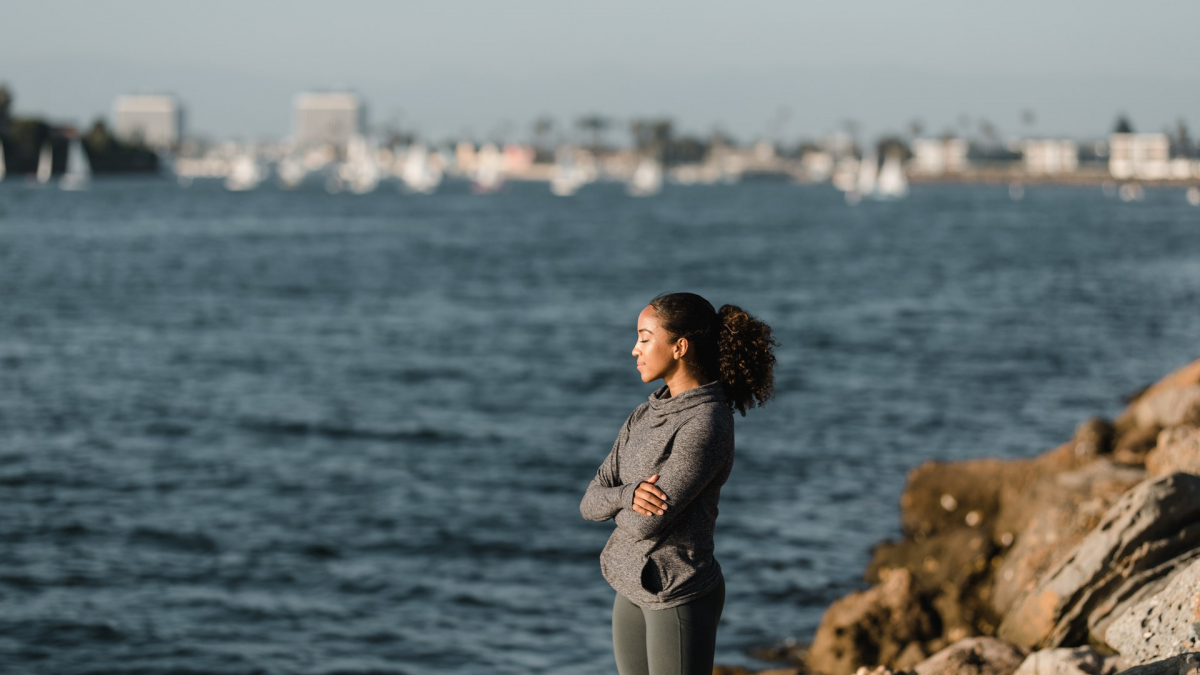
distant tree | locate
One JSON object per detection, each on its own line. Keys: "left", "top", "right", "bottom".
{"left": 1113, "top": 115, "right": 1133, "bottom": 134}
{"left": 630, "top": 118, "right": 672, "bottom": 157}
{"left": 876, "top": 136, "right": 911, "bottom": 161}
{"left": 532, "top": 116, "right": 554, "bottom": 161}
{"left": 0, "top": 84, "right": 11, "bottom": 123}
{"left": 978, "top": 119, "right": 998, "bottom": 146}
{"left": 85, "top": 119, "right": 114, "bottom": 152}
{"left": 576, "top": 115, "right": 611, "bottom": 151}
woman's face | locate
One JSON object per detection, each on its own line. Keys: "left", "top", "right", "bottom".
{"left": 632, "top": 305, "right": 682, "bottom": 383}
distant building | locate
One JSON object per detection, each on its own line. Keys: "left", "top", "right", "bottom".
{"left": 911, "top": 138, "right": 968, "bottom": 175}
{"left": 113, "top": 95, "right": 183, "bottom": 150}
{"left": 1109, "top": 133, "right": 1170, "bottom": 180}
{"left": 1022, "top": 140, "right": 1078, "bottom": 175}
{"left": 294, "top": 92, "right": 364, "bottom": 150}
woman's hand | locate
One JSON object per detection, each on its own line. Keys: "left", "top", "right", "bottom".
{"left": 632, "top": 474, "right": 669, "bottom": 516}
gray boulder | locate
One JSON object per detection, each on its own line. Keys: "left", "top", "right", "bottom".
{"left": 913, "top": 638, "right": 1028, "bottom": 675}
{"left": 1147, "top": 426, "right": 1200, "bottom": 478}
{"left": 1014, "top": 648, "right": 1124, "bottom": 675}
{"left": 1106, "top": 558, "right": 1200, "bottom": 665}
{"left": 997, "top": 473, "right": 1200, "bottom": 648}
{"left": 1113, "top": 653, "right": 1200, "bottom": 675}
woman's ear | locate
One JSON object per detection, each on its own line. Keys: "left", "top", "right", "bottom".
{"left": 673, "top": 337, "right": 689, "bottom": 360}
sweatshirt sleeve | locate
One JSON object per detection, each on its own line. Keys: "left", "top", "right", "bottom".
{"left": 580, "top": 413, "right": 640, "bottom": 522}
{"left": 613, "top": 416, "right": 728, "bottom": 540}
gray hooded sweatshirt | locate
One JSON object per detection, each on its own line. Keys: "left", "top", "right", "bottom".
{"left": 580, "top": 380, "right": 734, "bottom": 610}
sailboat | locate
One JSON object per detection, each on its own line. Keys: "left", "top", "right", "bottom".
{"left": 626, "top": 157, "right": 663, "bottom": 197}
{"left": 338, "top": 134, "right": 381, "bottom": 195}
{"left": 400, "top": 144, "right": 442, "bottom": 194}
{"left": 60, "top": 138, "right": 92, "bottom": 191}
{"left": 471, "top": 143, "right": 505, "bottom": 194}
{"left": 36, "top": 140, "right": 53, "bottom": 184}
{"left": 874, "top": 153, "right": 908, "bottom": 199}
{"left": 225, "top": 153, "right": 263, "bottom": 191}
{"left": 550, "top": 147, "right": 589, "bottom": 197}
{"left": 276, "top": 155, "right": 307, "bottom": 190}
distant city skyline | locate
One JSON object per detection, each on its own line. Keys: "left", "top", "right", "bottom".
{"left": 4, "top": 0, "right": 1199, "bottom": 144}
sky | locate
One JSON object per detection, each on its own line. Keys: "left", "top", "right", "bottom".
{"left": 3, "top": 0, "right": 1198, "bottom": 145}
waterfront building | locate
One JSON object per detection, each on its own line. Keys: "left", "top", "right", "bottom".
{"left": 293, "top": 92, "right": 364, "bottom": 151}
{"left": 911, "top": 138, "right": 968, "bottom": 175}
{"left": 113, "top": 95, "right": 183, "bottom": 150}
{"left": 1022, "top": 139, "right": 1078, "bottom": 175}
{"left": 1109, "top": 133, "right": 1170, "bottom": 180}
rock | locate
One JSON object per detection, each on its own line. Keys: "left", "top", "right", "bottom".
{"left": 1146, "top": 426, "right": 1200, "bottom": 478}
{"left": 990, "top": 461, "right": 1146, "bottom": 618}
{"left": 1128, "top": 386, "right": 1200, "bottom": 431}
{"left": 1113, "top": 425, "right": 1162, "bottom": 466}
{"left": 900, "top": 420, "right": 1115, "bottom": 542}
{"left": 806, "top": 569, "right": 941, "bottom": 675}
{"left": 868, "top": 527, "right": 995, "bottom": 639}
{"left": 912, "top": 637, "right": 1029, "bottom": 675}
{"left": 1014, "top": 647, "right": 1123, "bottom": 675}
{"left": 1105, "top": 558, "right": 1200, "bottom": 665}
{"left": 1128, "top": 359, "right": 1200, "bottom": 411}
{"left": 1113, "top": 653, "right": 1200, "bottom": 675}
{"left": 855, "top": 667, "right": 915, "bottom": 675}
{"left": 997, "top": 474, "right": 1200, "bottom": 649}
{"left": 1114, "top": 383, "right": 1200, "bottom": 465}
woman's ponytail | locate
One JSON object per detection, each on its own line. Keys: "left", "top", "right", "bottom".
{"left": 649, "top": 293, "right": 778, "bottom": 416}
{"left": 716, "top": 304, "right": 777, "bottom": 415}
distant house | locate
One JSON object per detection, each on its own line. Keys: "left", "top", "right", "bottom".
{"left": 1109, "top": 133, "right": 1170, "bottom": 180}
{"left": 911, "top": 138, "right": 968, "bottom": 175}
{"left": 113, "top": 95, "right": 183, "bottom": 150}
{"left": 1022, "top": 140, "right": 1078, "bottom": 175}
{"left": 294, "top": 92, "right": 364, "bottom": 151}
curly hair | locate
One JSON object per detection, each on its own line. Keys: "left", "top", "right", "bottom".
{"left": 649, "top": 292, "right": 777, "bottom": 416}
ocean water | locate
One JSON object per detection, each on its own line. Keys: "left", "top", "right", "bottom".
{"left": 1, "top": 178, "right": 1198, "bottom": 675}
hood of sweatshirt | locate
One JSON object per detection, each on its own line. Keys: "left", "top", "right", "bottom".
{"left": 647, "top": 380, "right": 727, "bottom": 418}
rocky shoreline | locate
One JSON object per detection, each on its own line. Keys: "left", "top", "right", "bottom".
{"left": 719, "top": 358, "right": 1200, "bottom": 675}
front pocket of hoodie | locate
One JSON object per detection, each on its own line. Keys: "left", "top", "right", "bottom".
{"left": 639, "top": 558, "right": 664, "bottom": 594}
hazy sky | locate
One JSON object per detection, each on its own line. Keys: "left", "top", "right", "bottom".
{"left": 3, "top": 0, "right": 1198, "bottom": 144}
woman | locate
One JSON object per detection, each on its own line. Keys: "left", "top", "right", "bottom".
{"left": 580, "top": 292, "right": 777, "bottom": 675}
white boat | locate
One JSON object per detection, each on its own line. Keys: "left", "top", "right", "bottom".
{"left": 400, "top": 144, "right": 442, "bottom": 194}
{"left": 471, "top": 143, "right": 505, "bottom": 193}
{"left": 225, "top": 154, "right": 263, "bottom": 191}
{"left": 856, "top": 152, "right": 878, "bottom": 197}
{"left": 337, "top": 134, "right": 381, "bottom": 195}
{"left": 874, "top": 153, "right": 908, "bottom": 199}
{"left": 550, "top": 148, "right": 589, "bottom": 196}
{"left": 276, "top": 156, "right": 307, "bottom": 190}
{"left": 0, "top": 139, "right": 6, "bottom": 182}
{"left": 831, "top": 156, "right": 860, "bottom": 192}
{"left": 36, "top": 140, "right": 53, "bottom": 184}
{"left": 60, "top": 138, "right": 92, "bottom": 191}
{"left": 626, "top": 157, "right": 663, "bottom": 197}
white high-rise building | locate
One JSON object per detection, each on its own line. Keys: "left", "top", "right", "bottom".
{"left": 113, "top": 95, "right": 183, "bottom": 150}
{"left": 294, "top": 92, "right": 364, "bottom": 150}
{"left": 1022, "top": 140, "right": 1078, "bottom": 175}
{"left": 1109, "top": 133, "right": 1170, "bottom": 180}
{"left": 910, "top": 138, "right": 969, "bottom": 175}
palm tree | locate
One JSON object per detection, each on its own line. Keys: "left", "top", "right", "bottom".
{"left": 576, "top": 115, "right": 611, "bottom": 151}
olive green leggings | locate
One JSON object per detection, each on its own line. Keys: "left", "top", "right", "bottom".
{"left": 611, "top": 576, "right": 725, "bottom": 675}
